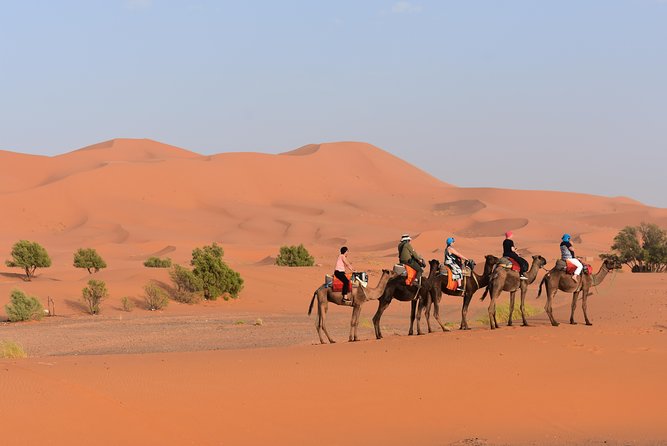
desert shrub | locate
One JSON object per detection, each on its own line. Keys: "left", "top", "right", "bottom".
{"left": 253, "top": 318, "right": 263, "bottom": 326}
{"left": 121, "top": 296, "right": 134, "bottom": 312}
{"left": 191, "top": 243, "right": 244, "bottom": 300}
{"left": 476, "top": 302, "right": 541, "bottom": 326}
{"left": 144, "top": 257, "right": 173, "bottom": 268}
{"left": 73, "top": 248, "right": 107, "bottom": 273}
{"left": 5, "top": 289, "right": 44, "bottom": 322}
{"left": 602, "top": 223, "right": 667, "bottom": 272}
{"left": 144, "top": 283, "right": 169, "bottom": 310}
{"left": 5, "top": 240, "right": 52, "bottom": 280}
{"left": 81, "top": 279, "right": 108, "bottom": 315}
{"left": 172, "top": 290, "right": 202, "bottom": 304}
{"left": 169, "top": 264, "right": 203, "bottom": 292}
{"left": 0, "top": 340, "right": 27, "bottom": 359}
{"left": 275, "top": 244, "right": 314, "bottom": 267}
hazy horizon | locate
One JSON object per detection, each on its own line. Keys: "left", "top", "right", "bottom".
{"left": 2, "top": 0, "right": 665, "bottom": 207}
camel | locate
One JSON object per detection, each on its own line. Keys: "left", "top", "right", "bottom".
{"left": 308, "top": 269, "right": 396, "bottom": 344}
{"left": 480, "top": 254, "right": 547, "bottom": 329}
{"left": 412, "top": 255, "right": 497, "bottom": 333}
{"left": 372, "top": 259, "right": 440, "bottom": 339}
{"left": 537, "top": 257, "right": 622, "bottom": 326}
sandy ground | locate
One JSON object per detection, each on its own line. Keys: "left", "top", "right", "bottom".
{"left": 2, "top": 272, "right": 666, "bottom": 445}
{"left": 1, "top": 139, "right": 666, "bottom": 445}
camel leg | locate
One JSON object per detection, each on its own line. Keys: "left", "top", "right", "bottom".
{"left": 488, "top": 296, "right": 497, "bottom": 330}
{"left": 372, "top": 299, "right": 391, "bottom": 340}
{"left": 315, "top": 301, "right": 326, "bottom": 344}
{"left": 409, "top": 300, "right": 416, "bottom": 336}
{"left": 545, "top": 289, "right": 559, "bottom": 327}
{"left": 432, "top": 290, "right": 449, "bottom": 332}
{"left": 424, "top": 292, "right": 434, "bottom": 333}
{"left": 519, "top": 286, "right": 529, "bottom": 327}
{"left": 461, "top": 292, "right": 472, "bottom": 330}
{"left": 320, "top": 301, "right": 336, "bottom": 343}
{"left": 415, "top": 298, "right": 425, "bottom": 336}
{"left": 582, "top": 288, "right": 593, "bottom": 326}
{"left": 507, "top": 291, "right": 516, "bottom": 326}
{"left": 349, "top": 304, "right": 361, "bottom": 342}
{"left": 570, "top": 291, "right": 579, "bottom": 325}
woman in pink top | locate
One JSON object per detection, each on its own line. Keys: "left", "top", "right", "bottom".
{"left": 334, "top": 246, "right": 354, "bottom": 302}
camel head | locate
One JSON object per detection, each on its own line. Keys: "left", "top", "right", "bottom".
{"left": 532, "top": 255, "right": 547, "bottom": 268}
{"left": 428, "top": 258, "right": 440, "bottom": 271}
{"left": 381, "top": 269, "right": 399, "bottom": 280}
{"left": 602, "top": 258, "right": 623, "bottom": 271}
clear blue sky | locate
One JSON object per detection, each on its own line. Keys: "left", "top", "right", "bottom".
{"left": 1, "top": 0, "right": 665, "bottom": 206}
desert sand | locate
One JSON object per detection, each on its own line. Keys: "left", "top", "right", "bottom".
{"left": 1, "top": 139, "right": 666, "bottom": 445}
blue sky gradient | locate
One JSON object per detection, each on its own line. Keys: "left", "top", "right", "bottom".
{"left": 1, "top": 0, "right": 665, "bottom": 206}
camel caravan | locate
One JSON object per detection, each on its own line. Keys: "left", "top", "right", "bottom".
{"left": 308, "top": 232, "right": 622, "bottom": 344}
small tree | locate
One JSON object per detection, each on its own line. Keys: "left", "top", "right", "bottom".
{"left": 5, "top": 289, "right": 44, "bottom": 322}
{"left": 275, "top": 244, "right": 315, "bottom": 267}
{"left": 144, "top": 283, "right": 169, "bottom": 310}
{"left": 73, "top": 248, "right": 107, "bottom": 274}
{"left": 5, "top": 240, "right": 52, "bottom": 280}
{"left": 81, "top": 279, "right": 108, "bottom": 315}
{"left": 144, "top": 257, "right": 172, "bottom": 268}
{"left": 191, "top": 243, "right": 244, "bottom": 300}
{"left": 604, "top": 223, "right": 667, "bottom": 272}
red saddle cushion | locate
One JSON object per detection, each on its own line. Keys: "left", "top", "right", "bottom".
{"left": 508, "top": 258, "right": 521, "bottom": 272}
{"left": 332, "top": 275, "right": 350, "bottom": 292}
{"left": 565, "top": 261, "right": 593, "bottom": 275}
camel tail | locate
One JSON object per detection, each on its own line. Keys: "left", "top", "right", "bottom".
{"left": 537, "top": 276, "right": 546, "bottom": 299}
{"left": 308, "top": 291, "right": 317, "bottom": 316}
{"left": 480, "top": 286, "right": 489, "bottom": 302}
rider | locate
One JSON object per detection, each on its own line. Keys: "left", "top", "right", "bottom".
{"left": 334, "top": 246, "right": 354, "bottom": 302}
{"left": 503, "top": 231, "right": 529, "bottom": 280}
{"left": 398, "top": 234, "right": 425, "bottom": 284}
{"left": 560, "top": 234, "right": 582, "bottom": 282}
{"left": 445, "top": 237, "right": 468, "bottom": 290}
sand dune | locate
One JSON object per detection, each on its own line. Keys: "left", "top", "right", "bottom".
{"left": 1, "top": 138, "right": 666, "bottom": 445}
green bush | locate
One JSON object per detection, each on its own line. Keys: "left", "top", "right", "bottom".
{"left": 144, "top": 283, "right": 169, "bottom": 310}
{"left": 5, "top": 240, "right": 52, "bottom": 280}
{"left": 169, "top": 264, "right": 203, "bottom": 292}
{"left": 81, "top": 279, "right": 108, "bottom": 315}
{"left": 73, "top": 248, "right": 107, "bottom": 273}
{"left": 121, "top": 296, "right": 134, "bottom": 312}
{"left": 602, "top": 223, "right": 667, "bottom": 272}
{"left": 5, "top": 289, "right": 44, "bottom": 322}
{"left": 0, "top": 340, "right": 27, "bottom": 359}
{"left": 144, "top": 257, "right": 173, "bottom": 268}
{"left": 191, "top": 243, "right": 244, "bottom": 300}
{"left": 275, "top": 244, "right": 315, "bottom": 267}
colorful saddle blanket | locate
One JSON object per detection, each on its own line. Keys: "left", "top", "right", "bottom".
{"left": 393, "top": 264, "right": 418, "bottom": 286}
{"left": 554, "top": 259, "right": 592, "bottom": 275}
{"left": 497, "top": 257, "right": 521, "bottom": 272}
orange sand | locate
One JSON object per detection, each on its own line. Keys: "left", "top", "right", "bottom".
{"left": 1, "top": 139, "right": 666, "bottom": 445}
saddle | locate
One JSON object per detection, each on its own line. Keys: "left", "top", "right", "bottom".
{"left": 393, "top": 264, "right": 419, "bottom": 286}
{"left": 555, "top": 260, "right": 593, "bottom": 275}
{"left": 497, "top": 257, "right": 521, "bottom": 272}
{"left": 325, "top": 272, "right": 368, "bottom": 292}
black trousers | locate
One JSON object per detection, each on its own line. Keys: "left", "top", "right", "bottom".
{"left": 334, "top": 270, "right": 350, "bottom": 296}
{"left": 506, "top": 252, "right": 529, "bottom": 274}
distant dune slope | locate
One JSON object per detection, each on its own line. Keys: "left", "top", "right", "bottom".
{"left": 0, "top": 138, "right": 664, "bottom": 259}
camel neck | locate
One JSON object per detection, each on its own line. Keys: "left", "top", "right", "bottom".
{"left": 592, "top": 265, "right": 609, "bottom": 286}
{"left": 526, "top": 261, "right": 541, "bottom": 283}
